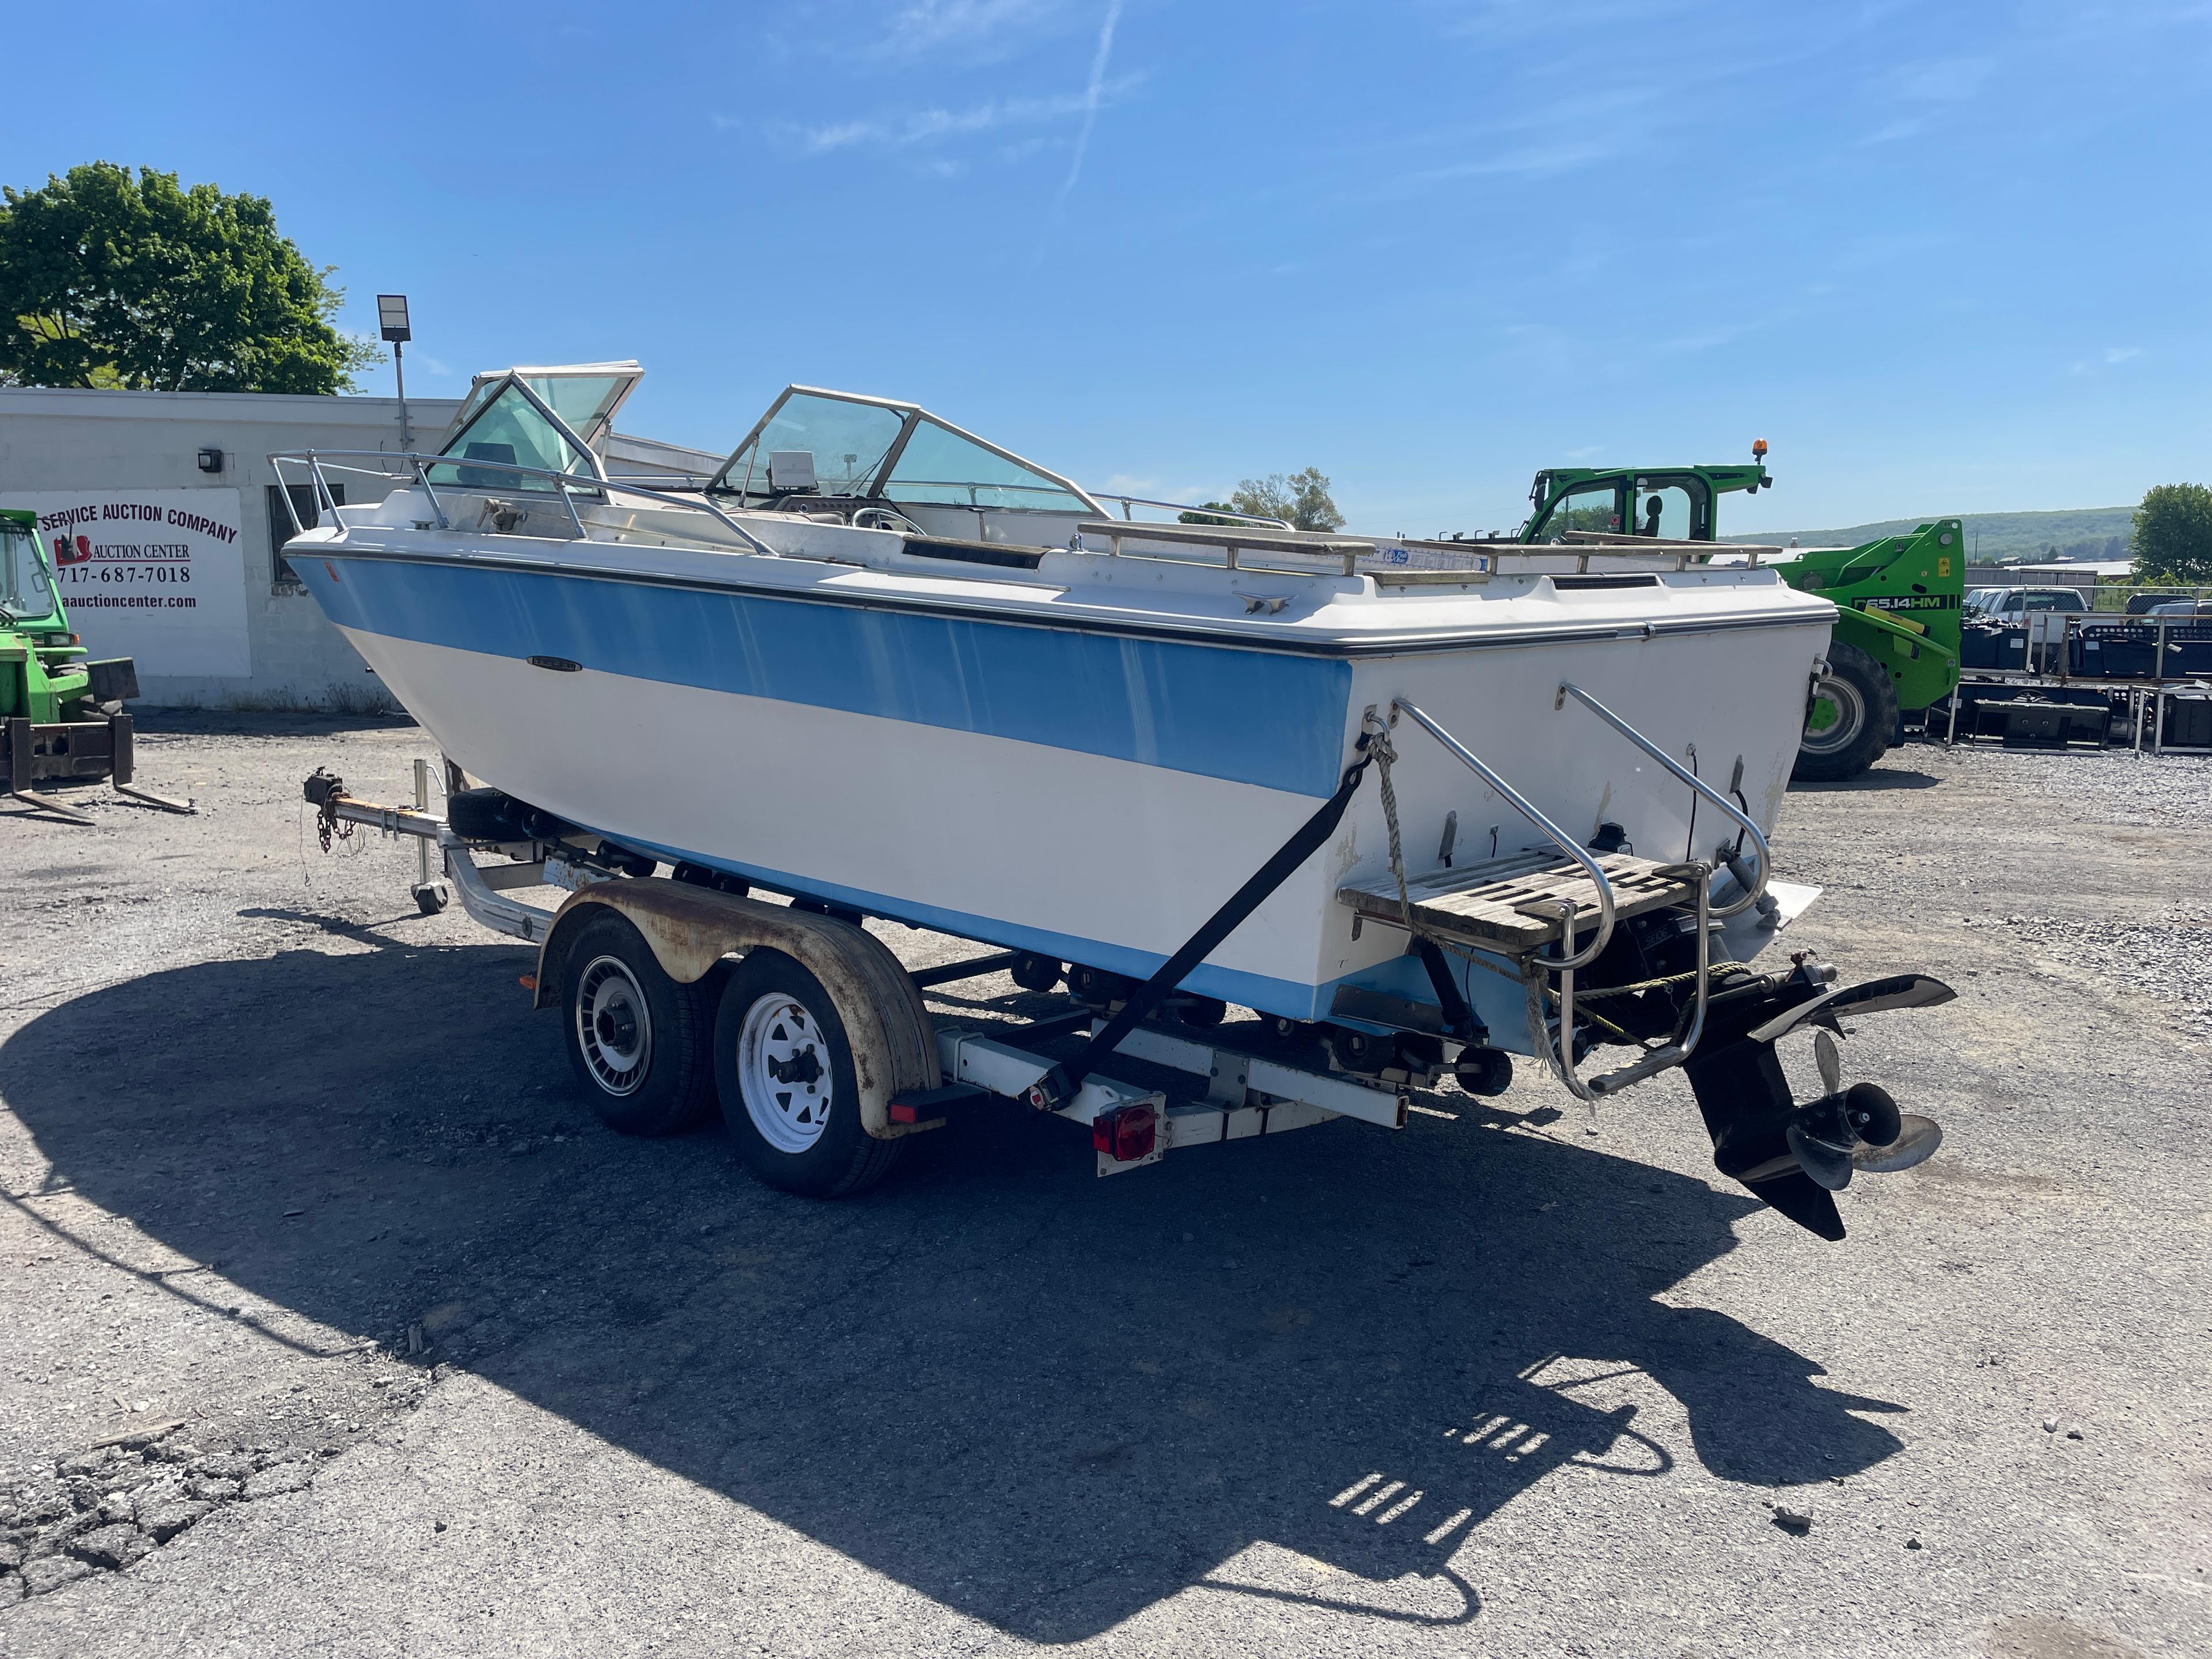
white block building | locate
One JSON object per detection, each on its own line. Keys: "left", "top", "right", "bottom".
{"left": 0, "top": 387, "right": 718, "bottom": 709}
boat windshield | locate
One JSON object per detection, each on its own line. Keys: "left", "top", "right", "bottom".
{"left": 710, "top": 387, "right": 1094, "bottom": 516}
{"left": 1, "top": 517, "right": 62, "bottom": 623}
{"left": 427, "top": 377, "right": 602, "bottom": 493}
{"left": 427, "top": 365, "right": 641, "bottom": 493}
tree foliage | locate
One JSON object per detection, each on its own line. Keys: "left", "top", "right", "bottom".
{"left": 1177, "top": 468, "right": 1344, "bottom": 532}
{"left": 2131, "top": 483, "right": 2212, "bottom": 584}
{"left": 0, "top": 162, "right": 378, "bottom": 393}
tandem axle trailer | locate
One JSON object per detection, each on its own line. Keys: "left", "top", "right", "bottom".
{"left": 305, "top": 765, "right": 1419, "bottom": 1187}
{"left": 302, "top": 733, "right": 1952, "bottom": 1240}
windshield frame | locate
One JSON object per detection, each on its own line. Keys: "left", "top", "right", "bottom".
{"left": 706, "top": 385, "right": 1103, "bottom": 516}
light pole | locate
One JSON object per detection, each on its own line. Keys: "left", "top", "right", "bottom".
{"left": 377, "top": 294, "right": 413, "bottom": 453}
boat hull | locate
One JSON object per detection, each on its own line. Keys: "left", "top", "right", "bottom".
{"left": 304, "top": 546, "right": 1830, "bottom": 1037}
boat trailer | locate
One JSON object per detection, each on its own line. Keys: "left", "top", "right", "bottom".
{"left": 302, "top": 690, "right": 1952, "bottom": 1239}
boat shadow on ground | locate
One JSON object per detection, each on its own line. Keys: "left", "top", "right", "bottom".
{"left": 0, "top": 934, "right": 1908, "bottom": 1642}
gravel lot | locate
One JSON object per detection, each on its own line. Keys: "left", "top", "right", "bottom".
{"left": 1, "top": 716, "right": 2206, "bottom": 1658}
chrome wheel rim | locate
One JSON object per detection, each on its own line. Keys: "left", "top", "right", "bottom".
{"left": 576, "top": 955, "right": 652, "bottom": 1096}
{"left": 1801, "top": 673, "right": 1866, "bottom": 755}
{"left": 737, "top": 991, "right": 834, "bottom": 1154}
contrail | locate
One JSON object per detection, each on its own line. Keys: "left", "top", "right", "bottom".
{"left": 1058, "top": 0, "right": 1123, "bottom": 205}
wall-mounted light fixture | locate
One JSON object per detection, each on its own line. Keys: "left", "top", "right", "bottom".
{"left": 196, "top": 447, "right": 224, "bottom": 474}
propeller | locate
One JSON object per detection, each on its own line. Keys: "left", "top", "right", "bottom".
{"left": 1782, "top": 1029, "right": 1943, "bottom": 1191}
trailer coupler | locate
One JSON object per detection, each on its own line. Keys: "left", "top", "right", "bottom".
{"left": 1681, "top": 972, "right": 1955, "bottom": 1240}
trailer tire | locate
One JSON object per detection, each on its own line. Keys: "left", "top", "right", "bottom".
{"left": 714, "top": 949, "right": 904, "bottom": 1198}
{"left": 1793, "top": 640, "right": 1897, "bottom": 782}
{"left": 560, "top": 912, "right": 718, "bottom": 1135}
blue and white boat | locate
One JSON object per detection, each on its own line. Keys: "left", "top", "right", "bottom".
{"left": 276, "top": 364, "right": 1952, "bottom": 1237}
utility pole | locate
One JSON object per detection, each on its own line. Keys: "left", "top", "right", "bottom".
{"left": 377, "top": 295, "right": 414, "bottom": 453}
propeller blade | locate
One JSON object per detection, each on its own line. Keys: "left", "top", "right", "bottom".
{"left": 1813, "top": 1029, "right": 1843, "bottom": 1096}
{"left": 1853, "top": 1113, "right": 1942, "bottom": 1173}
{"left": 1786, "top": 1122, "right": 1855, "bottom": 1191}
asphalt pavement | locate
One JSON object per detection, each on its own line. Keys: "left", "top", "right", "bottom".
{"left": 1, "top": 714, "right": 2206, "bottom": 1657}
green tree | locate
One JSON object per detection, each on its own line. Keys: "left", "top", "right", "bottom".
{"left": 0, "top": 162, "right": 378, "bottom": 393}
{"left": 1202, "top": 468, "right": 1345, "bottom": 532}
{"left": 2131, "top": 483, "right": 2212, "bottom": 584}
{"left": 1177, "top": 500, "right": 1243, "bottom": 526}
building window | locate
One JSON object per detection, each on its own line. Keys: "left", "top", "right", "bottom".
{"left": 268, "top": 483, "right": 342, "bottom": 592}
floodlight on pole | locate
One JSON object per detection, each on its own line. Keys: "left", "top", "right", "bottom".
{"left": 377, "top": 294, "right": 414, "bottom": 452}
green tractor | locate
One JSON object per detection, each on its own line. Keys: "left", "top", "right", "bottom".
{"left": 1, "top": 506, "right": 192, "bottom": 822}
{"left": 1516, "top": 454, "right": 1962, "bottom": 782}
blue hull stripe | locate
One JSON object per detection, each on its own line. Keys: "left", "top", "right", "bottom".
{"left": 309, "top": 555, "right": 1352, "bottom": 798}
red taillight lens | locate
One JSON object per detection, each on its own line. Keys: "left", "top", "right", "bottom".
{"left": 1092, "top": 1101, "right": 1156, "bottom": 1162}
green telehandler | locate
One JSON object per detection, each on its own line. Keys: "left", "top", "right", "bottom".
{"left": 1, "top": 506, "right": 194, "bottom": 822}
{"left": 1513, "top": 452, "right": 1963, "bottom": 781}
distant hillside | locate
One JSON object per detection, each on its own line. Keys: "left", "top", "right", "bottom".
{"left": 1722, "top": 505, "right": 2137, "bottom": 564}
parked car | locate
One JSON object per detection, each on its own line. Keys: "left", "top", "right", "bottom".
{"left": 1977, "top": 587, "right": 2092, "bottom": 669}
{"left": 1964, "top": 586, "right": 2007, "bottom": 619}
{"left": 2126, "top": 590, "right": 2191, "bottom": 615}
{"left": 2146, "top": 599, "right": 2212, "bottom": 619}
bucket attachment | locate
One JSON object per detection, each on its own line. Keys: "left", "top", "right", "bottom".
{"left": 1684, "top": 974, "right": 1954, "bottom": 1240}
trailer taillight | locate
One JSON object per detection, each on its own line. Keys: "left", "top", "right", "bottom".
{"left": 1092, "top": 1101, "right": 1156, "bottom": 1162}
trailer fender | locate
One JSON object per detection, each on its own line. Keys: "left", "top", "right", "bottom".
{"left": 533, "top": 881, "right": 941, "bottom": 1139}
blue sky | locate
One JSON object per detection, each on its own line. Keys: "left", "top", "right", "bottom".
{"left": 6, "top": 2, "right": 2209, "bottom": 533}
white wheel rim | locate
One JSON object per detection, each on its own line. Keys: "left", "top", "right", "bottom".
{"left": 1802, "top": 672, "right": 1866, "bottom": 755}
{"left": 577, "top": 955, "right": 652, "bottom": 1096}
{"left": 737, "top": 991, "right": 835, "bottom": 1154}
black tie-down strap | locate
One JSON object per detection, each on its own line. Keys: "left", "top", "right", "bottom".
{"left": 1060, "top": 740, "right": 1376, "bottom": 1092}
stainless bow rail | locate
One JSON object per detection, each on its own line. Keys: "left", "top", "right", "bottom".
{"left": 267, "top": 450, "right": 786, "bottom": 559}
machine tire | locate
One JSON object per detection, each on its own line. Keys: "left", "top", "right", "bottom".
{"left": 714, "top": 949, "right": 904, "bottom": 1198}
{"left": 1793, "top": 640, "right": 1898, "bottom": 782}
{"left": 560, "top": 912, "right": 718, "bottom": 1135}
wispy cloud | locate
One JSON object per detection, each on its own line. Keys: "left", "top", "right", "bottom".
{"left": 1880, "top": 55, "right": 1998, "bottom": 103}
{"left": 877, "top": 0, "right": 1062, "bottom": 57}
{"left": 1057, "top": 1, "right": 1124, "bottom": 206}
{"left": 778, "top": 76, "right": 1139, "bottom": 154}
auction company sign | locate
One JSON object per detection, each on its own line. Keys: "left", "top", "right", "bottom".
{"left": 0, "top": 488, "right": 249, "bottom": 678}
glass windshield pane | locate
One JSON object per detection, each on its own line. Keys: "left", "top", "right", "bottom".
{"left": 721, "top": 394, "right": 908, "bottom": 501}
{"left": 522, "top": 375, "right": 626, "bottom": 446}
{"left": 1543, "top": 485, "right": 1620, "bottom": 540}
{"left": 1, "top": 518, "right": 61, "bottom": 621}
{"left": 1633, "top": 484, "right": 1691, "bottom": 539}
{"left": 426, "top": 381, "right": 594, "bottom": 491}
{"left": 884, "top": 419, "right": 1089, "bottom": 513}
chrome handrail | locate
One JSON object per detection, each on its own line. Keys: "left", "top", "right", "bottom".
{"left": 1089, "top": 492, "right": 1292, "bottom": 530}
{"left": 267, "top": 449, "right": 785, "bottom": 559}
{"left": 1554, "top": 681, "right": 1772, "bottom": 920}
{"left": 1389, "top": 697, "right": 1618, "bottom": 971}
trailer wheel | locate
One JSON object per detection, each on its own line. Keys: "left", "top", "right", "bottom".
{"left": 714, "top": 949, "right": 904, "bottom": 1198}
{"left": 1793, "top": 640, "right": 1898, "bottom": 782}
{"left": 560, "top": 912, "right": 718, "bottom": 1135}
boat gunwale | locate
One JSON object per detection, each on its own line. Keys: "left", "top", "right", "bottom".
{"left": 300, "top": 533, "right": 1835, "bottom": 661}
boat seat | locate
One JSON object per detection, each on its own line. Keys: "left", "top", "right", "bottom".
{"left": 1336, "top": 849, "right": 1704, "bottom": 956}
